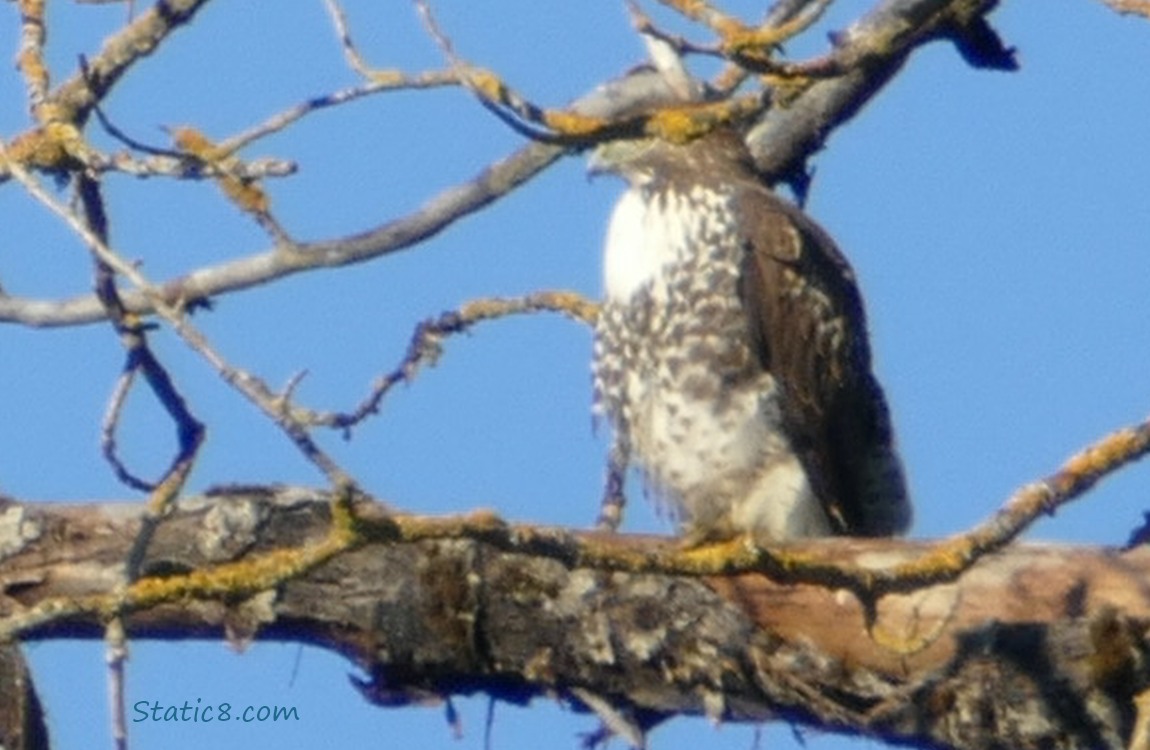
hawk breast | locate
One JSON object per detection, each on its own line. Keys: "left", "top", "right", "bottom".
{"left": 592, "top": 182, "right": 831, "bottom": 539}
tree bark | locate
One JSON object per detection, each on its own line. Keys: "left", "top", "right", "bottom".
{"left": 1, "top": 489, "right": 1147, "bottom": 749}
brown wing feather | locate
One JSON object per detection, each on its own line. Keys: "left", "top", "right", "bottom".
{"left": 736, "top": 186, "right": 911, "bottom": 536}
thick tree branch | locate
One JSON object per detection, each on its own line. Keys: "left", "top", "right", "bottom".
{"left": 52, "top": 0, "right": 215, "bottom": 126}
{"left": 0, "top": 491, "right": 1147, "bottom": 749}
{"left": 747, "top": 0, "right": 1016, "bottom": 186}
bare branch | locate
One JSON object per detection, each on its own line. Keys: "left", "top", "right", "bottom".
{"left": 656, "top": 0, "right": 746, "bottom": 37}
{"left": 1101, "top": 0, "right": 1150, "bottom": 18}
{"left": 658, "top": 0, "right": 835, "bottom": 66}
{"left": 0, "top": 139, "right": 566, "bottom": 327}
{"left": 747, "top": 0, "right": 1016, "bottom": 186}
{"left": 0, "top": 143, "right": 351, "bottom": 489}
{"left": 0, "top": 0, "right": 1017, "bottom": 335}
{"left": 296, "top": 290, "right": 599, "bottom": 433}
{"left": 89, "top": 150, "right": 297, "bottom": 180}
{"left": 100, "top": 365, "right": 152, "bottom": 492}
{"left": 626, "top": 1, "right": 722, "bottom": 61}
{"left": 414, "top": 0, "right": 619, "bottom": 143}
{"left": 104, "top": 618, "right": 128, "bottom": 750}
{"left": 226, "top": 1, "right": 461, "bottom": 154}
{"left": 15, "top": 0, "right": 51, "bottom": 121}
{"left": 220, "top": 77, "right": 457, "bottom": 154}
{"left": 164, "top": 126, "right": 291, "bottom": 243}
{"left": 51, "top": 0, "right": 215, "bottom": 125}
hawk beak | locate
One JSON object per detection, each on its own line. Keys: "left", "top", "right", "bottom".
{"left": 586, "top": 147, "right": 610, "bottom": 180}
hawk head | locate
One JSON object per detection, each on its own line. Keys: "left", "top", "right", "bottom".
{"left": 588, "top": 131, "right": 757, "bottom": 188}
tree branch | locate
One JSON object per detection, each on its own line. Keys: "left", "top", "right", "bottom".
{"left": 0, "top": 0, "right": 1014, "bottom": 329}
{"left": 1, "top": 491, "right": 1148, "bottom": 749}
{"left": 747, "top": 0, "right": 1016, "bottom": 187}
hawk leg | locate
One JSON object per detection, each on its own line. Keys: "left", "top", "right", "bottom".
{"left": 595, "top": 436, "right": 629, "bottom": 532}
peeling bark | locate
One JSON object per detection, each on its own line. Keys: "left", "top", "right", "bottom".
{"left": 0, "top": 490, "right": 1147, "bottom": 749}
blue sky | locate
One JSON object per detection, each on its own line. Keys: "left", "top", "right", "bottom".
{"left": 3, "top": 2, "right": 1149, "bottom": 749}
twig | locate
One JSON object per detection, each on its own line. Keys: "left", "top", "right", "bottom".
{"left": 413, "top": 0, "right": 610, "bottom": 144}
{"left": 15, "top": 0, "right": 52, "bottom": 121}
{"left": 324, "top": 0, "right": 390, "bottom": 80}
{"left": 726, "top": 0, "right": 835, "bottom": 61}
{"left": 655, "top": 0, "right": 745, "bottom": 36}
{"left": 76, "top": 174, "right": 205, "bottom": 560}
{"left": 1101, "top": 0, "right": 1150, "bottom": 18}
{"left": 415, "top": 0, "right": 764, "bottom": 146}
{"left": 105, "top": 617, "right": 129, "bottom": 750}
{"left": 642, "top": 0, "right": 841, "bottom": 94}
{"left": 297, "top": 291, "right": 598, "bottom": 432}
{"left": 220, "top": 77, "right": 457, "bottom": 154}
{"left": 657, "top": 0, "right": 833, "bottom": 57}
{"left": 484, "top": 697, "right": 496, "bottom": 750}
{"left": 626, "top": 1, "right": 723, "bottom": 60}
{"left": 100, "top": 365, "right": 155, "bottom": 492}
{"left": 166, "top": 126, "right": 292, "bottom": 245}
{"left": 225, "top": 3, "right": 462, "bottom": 154}
{"left": 0, "top": 141, "right": 352, "bottom": 489}
{"left": 89, "top": 150, "right": 297, "bottom": 180}
{"left": 571, "top": 687, "right": 647, "bottom": 749}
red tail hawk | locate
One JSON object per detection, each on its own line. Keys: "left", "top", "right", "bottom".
{"left": 590, "top": 130, "right": 911, "bottom": 542}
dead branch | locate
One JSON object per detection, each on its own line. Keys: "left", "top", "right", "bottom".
{"left": 296, "top": 291, "right": 598, "bottom": 432}
{"left": 1, "top": 491, "right": 1148, "bottom": 750}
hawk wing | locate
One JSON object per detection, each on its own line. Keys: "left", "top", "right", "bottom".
{"left": 736, "top": 185, "right": 911, "bottom": 536}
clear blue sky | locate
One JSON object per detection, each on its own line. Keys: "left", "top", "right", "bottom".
{"left": 3, "top": 2, "right": 1149, "bottom": 749}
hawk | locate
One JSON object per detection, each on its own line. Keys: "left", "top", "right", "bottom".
{"left": 590, "top": 129, "right": 911, "bottom": 542}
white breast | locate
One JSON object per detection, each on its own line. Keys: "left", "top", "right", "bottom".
{"left": 602, "top": 188, "right": 686, "bottom": 302}
{"left": 595, "top": 184, "right": 830, "bottom": 541}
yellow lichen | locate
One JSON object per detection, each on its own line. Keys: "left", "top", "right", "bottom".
{"left": 463, "top": 69, "right": 507, "bottom": 105}
{"left": 542, "top": 110, "right": 608, "bottom": 138}
{"left": 763, "top": 73, "right": 815, "bottom": 108}
{"left": 645, "top": 99, "right": 761, "bottom": 144}
{"left": 368, "top": 69, "right": 406, "bottom": 87}
{"left": 170, "top": 127, "right": 270, "bottom": 217}
{"left": 171, "top": 126, "right": 226, "bottom": 161}
{"left": 2, "top": 122, "right": 89, "bottom": 171}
